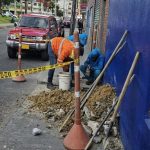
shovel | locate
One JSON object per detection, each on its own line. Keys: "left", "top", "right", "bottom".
{"left": 103, "top": 51, "right": 140, "bottom": 149}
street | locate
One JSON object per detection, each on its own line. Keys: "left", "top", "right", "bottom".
{"left": 0, "top": 27, "right": 73, "bottom": 150}
{"left": 0, "top": 27, "right": 48, "bottom": 126}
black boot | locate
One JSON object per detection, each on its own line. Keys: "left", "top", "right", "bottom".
{"left": 47, "top": 78, "right": 54, "bottom": 89}
{"left": 47, "top": 82, "right": 54, "bottom": 89}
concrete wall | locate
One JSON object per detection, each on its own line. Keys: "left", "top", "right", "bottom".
{"left": 104, "top": 0, "right": 150, "bottom": 149}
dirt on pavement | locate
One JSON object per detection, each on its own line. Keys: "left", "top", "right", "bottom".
{"left": 27, "top": 84, "right": 123, "bottom": 150}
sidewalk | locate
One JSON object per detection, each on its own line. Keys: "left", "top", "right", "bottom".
{"left": 0, "top": 30, "right": 103, "bottom": 150}
{"left": 0, "top": 23, "right": 14, "bottom": 29}
{"left": 0, "top": 70, "right": 65, "bottom": 150}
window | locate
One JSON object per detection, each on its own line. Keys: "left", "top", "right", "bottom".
{"left": 19, "top": 16, "right": 48, "bottom": 29}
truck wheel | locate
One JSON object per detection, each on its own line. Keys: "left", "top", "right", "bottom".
{"left": 7, "top": 47, "right": 17, "bottom": 58}
{"left": 41, "top": 50, "right": 49, "bottom": 61}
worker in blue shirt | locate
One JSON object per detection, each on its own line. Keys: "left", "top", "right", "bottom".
{"left": 68, "top": 33, "right": 88, "bottom": 46}
{"left": 80, "top": 48, "right": 105, "bottom": 85}
{"left": 67, "top": 33, "right": 88, "bottom": 56}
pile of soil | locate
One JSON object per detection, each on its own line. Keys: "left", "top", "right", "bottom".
{"left": 28, "top": 84, "right": 116, "bottom": 122}
{"left": 86, "top": 85, "right": 116, "bottom": 118}
{"left": 27, "top": 84, "right": 123, "bottom": 150}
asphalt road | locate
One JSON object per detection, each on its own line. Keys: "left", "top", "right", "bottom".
{"left": 0, "top": 27, "right": 49, "bottom": 126}
{"left": 0, "top": 27, "right": 70, "bottom": 126}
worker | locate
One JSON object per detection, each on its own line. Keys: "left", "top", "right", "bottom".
{"left": 47, "top": 37, "right": 75, "bottom": 89}
{"left": 67, "top": 32, "right": 88, "bottom": 53}
{"left": 80, "top": 48, "right": 105, "bottom": 85}
{"left": 77, "top": 19, "right": 83, "bottom": 34}
{"left": 67, "top": 33, "right": 88, "bottom": 80}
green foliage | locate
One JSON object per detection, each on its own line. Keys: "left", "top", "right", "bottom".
{"left": 80, "top": 0, "right": 87, "bottom": 3}
{"left": 1, "top": 0, "right": 14, "bottom": 5}
{"left": 56, "top": 5, "right": 63, "bottom": 17}
{"left": 0, "top": 15, "right": 11, "bottom": 24}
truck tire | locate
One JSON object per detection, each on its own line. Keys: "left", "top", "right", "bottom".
{"left": 41, "top": 50, "right": 49, "bottom": 61}
{"left": 7, "top": 47, "right": 17, "bottom": 58}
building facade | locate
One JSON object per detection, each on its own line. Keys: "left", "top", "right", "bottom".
{"left": 104, "top": 0, "right": 150, "bottom": 149}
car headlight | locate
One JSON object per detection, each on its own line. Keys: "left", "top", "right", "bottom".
{"left": 9, "top": 34, "right": 16, "bottom": 39}
{"left": 36, "top": 36, "right": 43, "bottom": 41}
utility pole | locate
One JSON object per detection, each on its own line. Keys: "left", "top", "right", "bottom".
{"left": 25, "top": 0, "right": 28, "bottom": 14}
{"left": 70, "top": 0, "right": 77, "bottom": 35}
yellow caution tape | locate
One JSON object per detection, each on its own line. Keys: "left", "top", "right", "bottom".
{"left": 0, "top": 59, "right": 79, "bottom": 79}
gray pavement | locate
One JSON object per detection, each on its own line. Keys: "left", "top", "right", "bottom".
{"left": 0, "top": 23, "right": 14, "bottom": 28}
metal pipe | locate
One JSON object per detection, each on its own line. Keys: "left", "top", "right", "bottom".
{"left": 103, "top": 51, "right": 140, "bottom": 149}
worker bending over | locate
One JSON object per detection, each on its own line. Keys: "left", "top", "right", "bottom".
{"left": 47, "top": 37, "right": 75, "bottom": 89}
{"left": 80, "top": 48, "right": 105, "bottom": 85}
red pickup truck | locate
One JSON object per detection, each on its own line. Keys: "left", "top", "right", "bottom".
{"left": 6, "top": 13, "right": 58, "bottom": 61}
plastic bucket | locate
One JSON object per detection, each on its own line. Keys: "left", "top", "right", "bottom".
{"left": 59, "top": 72, "right": 71, "bottom": 90}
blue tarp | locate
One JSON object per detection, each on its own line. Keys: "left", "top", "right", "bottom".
{"left": 104, "top": 0, "right": 150, "bottom": 149}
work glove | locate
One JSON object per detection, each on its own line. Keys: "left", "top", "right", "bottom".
{"left": 57, "top": 59, "right": 63, "bottom": 64}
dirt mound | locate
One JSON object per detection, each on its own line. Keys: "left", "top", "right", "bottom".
{"left": 27, "top": 84, "right": 123, "bottom": 149}
{"left": 28, "top": 84, "right": 116, "bottom": 124}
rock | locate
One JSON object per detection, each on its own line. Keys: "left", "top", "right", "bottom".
{"left": 93, "top": 135, "right": 102, "bottom": 143}
{"left": 48, "top": 116, "right": 55, "bottom": 122}
{"left": 103, "top": 124, "right": 109, "bottom": 135}
{"left": 46, "top": 124, "right": 52, "bottom": 129}
{"left": 45, "top": 112, "right": 54, "bottom": 118}
{"left": 83, "top": 106, "right": 91, "bottom": 119}
{"left": 56, "top": 109, "right": 65, "bottom": 117}
{"left": 3, "top": 145, "right": 7, "bottom": 149}
{"left": 48, "top": 145, "right": 52, "bottom": 149}
{"left": 112, "top": 126, "right": 118, "bottom": 136}
{"left": 60, "top": 133, "right": 67, "bottom": 138}
{"left": 87, "top": 120, "right": 99, "bottom": 135}
{"left": 32, "top": 128, "right": 42, "bottom": 136}
{"left": 96, "top": 102, "right": 100, "bottom": 108}
{"left": 90, "top": 111, "right": 95, "bottom": 117}
{"left": 82, "top": 124, "right": 92, "bottom": 135}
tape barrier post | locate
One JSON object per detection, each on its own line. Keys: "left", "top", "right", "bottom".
{"left": 12, "top": 29, "right": 26, "bottom": 82}
{"left": 64, "top": 31, "right": 89, "bottom": 150}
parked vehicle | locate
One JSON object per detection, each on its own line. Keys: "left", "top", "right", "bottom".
{"left": 2, "top": 11, "right": 13, "bottom": 17}
{"left": 6, "top": 13, "right": 58, "bottom": 61}
{"left": 63, "top": 17, "right": 71, "bottom": 28}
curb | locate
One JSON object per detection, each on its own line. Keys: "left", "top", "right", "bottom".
{"left": 0, "top": 24, "right": 14, "bottom": 29}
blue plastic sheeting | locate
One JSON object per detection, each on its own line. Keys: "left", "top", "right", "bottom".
{"left": 104, "top": 0, "right": 150, "bottom": 150}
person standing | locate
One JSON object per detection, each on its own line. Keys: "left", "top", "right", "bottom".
{"left": 78, "top": 19, "right": 83, "bottom": 34}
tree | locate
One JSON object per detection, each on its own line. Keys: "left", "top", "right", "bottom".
{"left": 56, "top": 5, "right": 63, "bottom": 17}
{"left": 0, "top": 0, "right": 13, "bottom": 14}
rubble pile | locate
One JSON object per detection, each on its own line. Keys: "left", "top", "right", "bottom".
{"left": 85, "top": 84, "right": 116, "bottom": 120}
{"left": 27, "top": 84, "right": 123, "bottom": 149}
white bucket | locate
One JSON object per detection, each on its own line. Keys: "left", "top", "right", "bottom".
{"left": 59, "top": 72, "right": 71, "bottom": 90}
